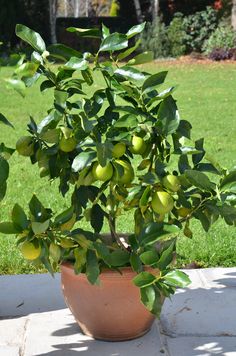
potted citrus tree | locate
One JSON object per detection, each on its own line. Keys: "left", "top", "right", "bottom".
{"left": 1, "top": 23, "right": 236, "bottom": 341}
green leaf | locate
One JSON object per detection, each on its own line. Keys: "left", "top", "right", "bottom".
{"left": 139, "top": 186, "right": 151, "bottom": 207}
{"left": 54, "top": 207, "right": 74, "bottom": 226}
{"left": 117, "top": 39, "right": 141, "bottom": 61}
{"left": 64, "top": 57, "right": 88, "bottom": 71}
{"left": 47, "top": 44, "right": 82, "bottom": 61}
{"left": 96, "top": 142, "right": 113, "bottom": 167}
{"left": 130, "top": 252, "right": 143, "bottom": 272}
{"left": 5, "top": 79, "right": 26, "bottom": 97}
{"left": 185, "top": 170, "right": 215, "bottom": 192}
{"left": 158, "top": 96, "right": 180, "bottom": 136}
{"left": 99, "top": 33, "right": 128, "bottom": 52}
{"left": 133, "top": 271, "right": 156, "bottom": 288}
{"left": 15, "top": 62, "right": 38, "bottom": 77}
{"left": 91, "top": 204, "right": 104, "bottom": 233}
{"left": 0, "top": 157, "right": 9, "bottom": 184}
{"left": 139, "top": 222, "right": 180, "bottom": 246}
{"left": 12, "top": 204, "right": 28, "bottom": 230}
{"left": 164, "top": 270, "right": 191, "bottom": 288}
{"left": 32, "top": 219, "right": 50, "bottom": 235}
{"left": 29, "top": 195, "right": 50, "bottom": 222}
{"left": 114, "top": 114, "right": 138, "bottom": 128}
{"left": 67, "top": 27, "right": 101, "bottom": 38}
{"left": 140, "top": 285, "right": 162, "bottom": 316}
{"left": 140, "top": 250, "right": 159, "bottom": 266}
{"left": 126, "top": 23, "right": 146, "bottom": 39}
{"left": 102, "top": 24, "right": 110, "bottom": 38}
{"left": 0, "top": 222, "right": 20, "bottom": 234}
{"left": 142, "top": 71, "right": 168, "bottom": 92}
{"left": 193, "top": 210, "right": 210, "bottom": 232}
{"left": 72, "top": 151, "right": 96, "bottom": 172}
{"left": 0, "top": 113, "right": 14, "bottom": 128}
{"left": 109, "top": 249, "right": 130, "bottom": 267}
{"left": 0, "top": 181, "right": 7, "bottom": 201}
{"left": 115, "top": 66, "right": 146, "bottom": 83}
{"left": 220, "top": 171, "right": 236, "bottom": 194}
{"left": 15, "top": 24, "right": 46, "bottom": 53}
{"left": 157, "top": 241, "right": 175, "bottom": 270}
{"left": 128, "top": 51, "right": 154, "bottom": 65}
{"left": 86, "top": 250, "right": 100, "bottom": 285}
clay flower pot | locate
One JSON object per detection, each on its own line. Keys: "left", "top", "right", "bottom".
{"left": 61, "top": 262, "right": 159, "bottom": 341}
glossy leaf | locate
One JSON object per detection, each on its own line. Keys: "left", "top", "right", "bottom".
{"left": 109, "top": 249, "right": 130, "bottom": 267}
{"left": 0, "top": 113, "right": 14, "bottom": 128}
{"left": 140, "top": 250, "right": 159, "bottom": 266}
{"left": 133, "top": 271, "right": 156, "bottom": 288}
{"left": 72, "top": 151, "right": 96, "bottom": 172}
{"left": 157, "top": 241, "right": 175, "bottom": 270}
{"left": 86, "top": 249, "right": 100, "bottom": 285}
{"left": 130, "top": 252, "right": 143, "bottom": 272}
{"left": 220, "top": 171, "right": 236, "bottom": 194}
{"left": 126, "top": 23, "right": 146, "bottom": 39}
{"left": 128, "top": 51, "right": 154, "bottom": 65}
{"left": 185, "top": 170, "right": 215, "bottom": 192}
{"left": 117, "top": 39, "right": 141, "bottom": 61}
{"left": 91, "top": 204, "right": 104, "bottom": 233}
{"left": 32, "top": 219, "right": 50, "bottom": 235}
{"left": 67, "top": 27, "right": 101, "bottom": 38}
{"left": 48, "top": 44, "right": 82, "bottom": 61}
{"left": 12, "top": 204, "right": 28, "bottom": 230}
{"left": 115, "top": 66, "right": 146, "bottom": 83}
{"left": 142, "top": 71, "right": 168, "bottom": 92}
{"left": 15, "top": 24, "right": 46, "bottom": 53}
{"left": 158, "top": 96, "right": 180, "bottom": 136}
{"left": 100, "top": 33, "right": 128, "bottom": 52}
{"left": 164, "top": 270, "right": 191, "bottom": 288}
{"left": 140, "top": 285, "right": 162, "bottom": 316}
{"left": 64, "top": 57, "right": 88, "bottom": 71}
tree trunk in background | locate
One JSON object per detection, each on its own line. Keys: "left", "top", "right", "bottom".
{"left": 49, "top": 0, "right": 57, "bottom": 43}
{"left": 133, "top": 0, "right": 142, "bottom": 22}
{"left": 232, "top": 0, "right": 236, "bottom": 30}
{"left": 152, "top": 0, "right": 159, "bottom": 20}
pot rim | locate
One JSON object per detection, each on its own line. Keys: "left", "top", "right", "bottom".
{"left": 61, "top": 262, "right": 159, "bottom": 280}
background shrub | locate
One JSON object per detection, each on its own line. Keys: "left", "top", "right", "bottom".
{"left": 203, "top": 23, "right": 236, "bottom": 55}
{"left": 183, "top": 6, "right": 219, "bottom": 53}
{"left": 167, "top": 12, "right": 186, "bottom": 57}
{"left": 140, "top": 18, "right": 170, "bottom": 59}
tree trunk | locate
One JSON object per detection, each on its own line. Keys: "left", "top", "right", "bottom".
{"left": 232, "top": 0, "right": 236, "bottom": 30}
{"left": 49, "top": 0, "right": 57, "bottom": 44}
{"left": 133, "top": 0, "right": 142, "bottom": 23}
{"left": 153, "top": 0, "right": 159, "bottom": 20}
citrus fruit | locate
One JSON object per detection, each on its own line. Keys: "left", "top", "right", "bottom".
{"left": 162, "top": 175, "right": 180, "bottom": 192}
{"left": 151, "top": 191, "right": 174, "bottom": 214}
{"left": 92, "top": 162, "right": 113, "bottom": 182}
{"left": 16, "top": 136, "right": 34, "bottom": 157}
{"left": 112, "top": 142, "right": 126, "bottom": 158}
{"left": 113, "top": 159, "right": 134, "bottom": 184}
{"left": 20, "top": 241, "right": 41, "bottom": 260}
{"left": 59, "top": 136, "right": 76, "bottom": 152}
{"left": 130, "top": 136, "right": 146, "bottom": 155}
{"left": 177, "top": 207, "right": 191, "bottom": 217}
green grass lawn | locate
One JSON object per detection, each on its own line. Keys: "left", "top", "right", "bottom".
{"left": 1, "top": 61, "right": 236, "bottom": 274}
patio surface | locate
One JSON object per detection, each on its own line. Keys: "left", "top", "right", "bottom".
{"left": 1, "top": 268, "right": 236, "bottom": 355}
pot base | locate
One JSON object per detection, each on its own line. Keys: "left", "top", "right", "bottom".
{"left": 61, "top": 263, "right": 157, "bottom": 341}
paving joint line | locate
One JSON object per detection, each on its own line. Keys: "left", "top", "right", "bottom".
{"left": 18, "top": 317, "right": 29, "bottom": 356}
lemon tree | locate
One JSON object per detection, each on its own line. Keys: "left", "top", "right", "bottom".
{"left": 1, "top": 23, "right": 236, "bottom": 317}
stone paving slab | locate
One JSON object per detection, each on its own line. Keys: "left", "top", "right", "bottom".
{"left": 1, "top": 268, "right": 236, "bottom": 355}
{"left": 23, "top": 310, "right": 165, "bottom": 356}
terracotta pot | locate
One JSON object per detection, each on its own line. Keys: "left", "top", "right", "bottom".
{"left": 61, "top": 263, "right": 159, "bottom": 341}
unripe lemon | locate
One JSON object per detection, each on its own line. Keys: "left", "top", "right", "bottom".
{"left": 16, "top": 136, "right": 34, "bottom": 157}
{"left": 59, "top": 136, "right": 76, "bottom": 152}
{"left": 113, "top": 160, "right": 134, "bottom": 184}
{"left": 92, "top": 162, "right": 113, "bottom": 182}
{"left": 20, "top": 241, "right": 41, "bottom": 260}
{"left": 130, "top": 136, "right": 146, "bottom": 155}
{"left": 162, "top": 175, "right": 180, "bottom": 192}
{"left": 112, "top": 142, "right": 126, "bottom": 158}
{"left": 60, "top": 213, "right": 76, "bottom": 232}
{"left": 151, "top": 191, "right": 174, "bottom": 215}
{"left": 177, "top": 207, "right": 192, "bottom": 217}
